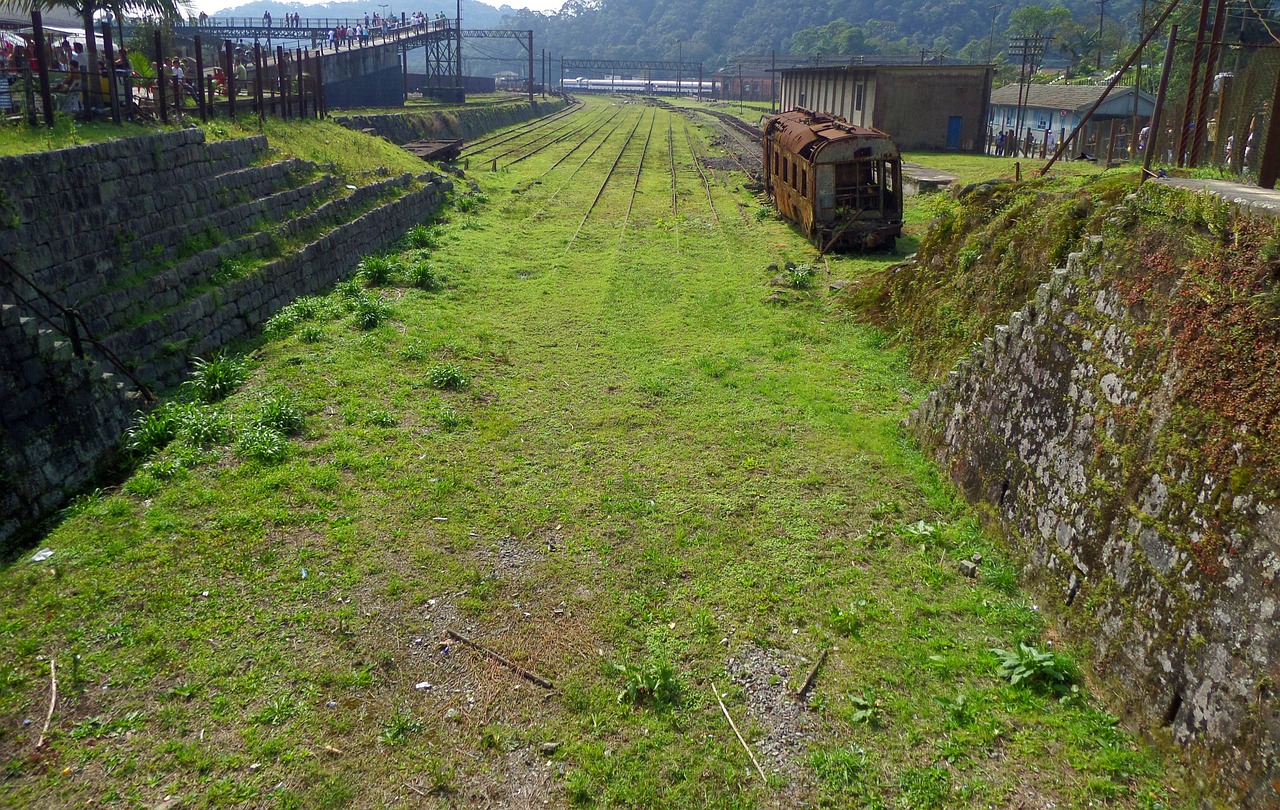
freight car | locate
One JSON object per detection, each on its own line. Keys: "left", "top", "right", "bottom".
{"left": 762, "top": 108, "right": 903, "bottom": 251}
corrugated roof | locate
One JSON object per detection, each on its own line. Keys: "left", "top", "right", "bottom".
{"left": 766, "top": 109, "right": 890, "bottom": 157}
{"left": 989, "top": 83, "right": 1145, "bottom": 110}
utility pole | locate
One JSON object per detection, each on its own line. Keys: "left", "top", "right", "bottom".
{"left": 676, "top": 39, "right": 682, "bottom": 95}
{"left": 1097, "top": 0, "right": 1107, "bottom": 70}
{"left": 987, "top": 3, "right": 1003, "bottom": 64}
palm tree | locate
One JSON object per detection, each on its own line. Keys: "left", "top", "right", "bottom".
{"left": 33, "top": 0, "right": 186, "bottom": 108}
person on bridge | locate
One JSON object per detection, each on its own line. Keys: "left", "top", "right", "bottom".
{"left": 263, "top": 10, "right": 272, "bottom": 27}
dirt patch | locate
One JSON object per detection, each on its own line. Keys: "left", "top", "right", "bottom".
{"left": 724, "top": 644, "right": 818, "bottom": 791}
{"left": 475, "top": 534, "right": 548, "bottom": 578}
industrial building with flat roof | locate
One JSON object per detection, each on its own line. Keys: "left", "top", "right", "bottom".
{"left": 776, "top": 63, "right": 994, "bottom": 153}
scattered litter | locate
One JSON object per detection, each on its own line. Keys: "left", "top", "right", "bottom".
{"left": 201, "top": 591, "right": 210, "bottom": 598}
{"left": 249, "top": 763, "right": 261, "bottom": 771}
{"left": 31, "top": 548, "right": 53, "bottom": 562}
{"left": 445, "top": 708, "right": 460, "bottom": 720}
{"left": 432, "top": 517, "right": 448, "bottom": 522}
{"left": 345, "top": 184, "right": 358, "bottom": 190}
{"left": 415, "top": 681, "right": 432, "bottom": 690}
{"left": 301, "top": 569, "right": 308, "bottom": 579}
{"left": 325, "top": 701, "right": 337, "bottom": 709}
{"left": 540, "top": 742, "right": 560, "bottom": 754}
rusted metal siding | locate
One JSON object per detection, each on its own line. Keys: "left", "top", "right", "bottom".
{"left": 763, "top": 109, "right": 903, "bottom": 250}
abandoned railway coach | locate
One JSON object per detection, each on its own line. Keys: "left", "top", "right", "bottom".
{"left": 763, "top": 109, "right": 903, "bottom": 251}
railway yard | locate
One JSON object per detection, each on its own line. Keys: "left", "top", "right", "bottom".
{"left": 0, "top": 96, "right": 1181, "bottom": 808}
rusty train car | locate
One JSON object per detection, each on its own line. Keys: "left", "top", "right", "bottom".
{"left": 762, "top": 108, "right": 903, "bottom": 251}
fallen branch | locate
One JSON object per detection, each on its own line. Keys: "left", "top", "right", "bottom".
{"left": 796, "top": 649, "right": 829, "bottom": 702}
{"left": 712, "top": 683, "right": 767, "bottom": 783}
{"left": 403, "top": 783, "right": 428, "bottom": 797}
{"left": 445, "top": 629, "right": 555, "bottom": 690}
{"left": 35, "top": 657, "right": 57, "bottom": 750}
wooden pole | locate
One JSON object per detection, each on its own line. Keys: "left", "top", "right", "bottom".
{"left": 1256, "top": 70, "right": 1280, "bottom": 188}
{"left": 1142, "top": 24, "right": 1179, "bottom": 181}
{"left": 527, "top": 30, "right": 534, "bottom": 102}
{"left": 31, "top": 11, "right": 55, "bottom": 127}
{"left": 297, "top": 48, "right": 305, "bottom": 118}
{"left": 277, "top": 45, "right": 288, "bottom": 118}
{"left": 225, "top": 40, "right": 236, "bottom": 119}
{"left": 254, "top": 42, "right": 265, "bottom": 122}
{"left": 1177, "top": 0, "right": 1213, "bottom": 166}
{"left": 1189, "top": 0, "right": 1228, "bottom": 166}
{"left": 1106, "top": 118, "right": 1118, "bottom": 165}
{"left": 155, "top": 30, "right": 168, "bottom": 124}
{"left": 102, "top": 22, "right": 120, "bottom": 125}
{"left": 195, "top": 35, "right": 207, "bottom": 122}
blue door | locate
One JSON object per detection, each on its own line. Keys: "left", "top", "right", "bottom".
{"left": 946, "top": 116, "right": 963, "bottom": 150}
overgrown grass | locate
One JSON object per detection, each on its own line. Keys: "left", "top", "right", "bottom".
{"left": 0, "top": 97, "right": 1187, "bottom": 809}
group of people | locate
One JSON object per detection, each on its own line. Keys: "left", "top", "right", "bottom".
{"left": 264, "top": 12, "right": 306, "bottom": 27}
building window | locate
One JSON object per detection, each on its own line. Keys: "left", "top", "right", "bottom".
{"left": 855, "top": 84, "right": 864, "bottom": 112}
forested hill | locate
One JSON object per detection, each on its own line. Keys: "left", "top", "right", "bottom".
{"left": 497, "top": 0, "right": 1149, "bottom": 71}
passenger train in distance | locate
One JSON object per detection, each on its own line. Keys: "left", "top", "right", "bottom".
{"left": 562, "top": 76, "right": 704, "bottom": 94}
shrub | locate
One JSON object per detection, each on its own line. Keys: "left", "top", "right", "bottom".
{"left": 298, "top": 325, "right": 324, "bottom": 343}
{"left": 437, "top": 405, "right": 466, "bottom": 431}
{"left": 428, "top": 363, "right": 469, "bottom": 390}
{"left": 236, "top": 424, "right": 288, "bottom": 464}
{"left": 185, "top": 352, "right": 249, "bottom": 403}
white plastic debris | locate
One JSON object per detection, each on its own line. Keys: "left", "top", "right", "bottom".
{"left": 415, "top": 681, "right": 432, "bottom": 690}
{"left": 31, "top": 548, "right": 53, "bottom": 562}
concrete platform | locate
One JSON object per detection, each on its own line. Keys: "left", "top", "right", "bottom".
{"left": 1153, "top": 176, "right": 1280, "bottom": 219}
{"left": 902, "top": 162, "right": 959, "bottom": 195}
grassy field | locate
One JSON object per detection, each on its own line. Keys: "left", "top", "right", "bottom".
{"left": 0, "top": 96, "right": 1184, "bottom": 808}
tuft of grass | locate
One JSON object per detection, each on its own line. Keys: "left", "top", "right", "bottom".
{"left": 350, "top": 295, "right": 392, "bottom": 330}
{"left": 358, "top": 255, "right": 398, "bottom": 287}
{"left": 427, "top": 363, "right": 469, "bottom": 390}
{"left": 404, "top": 224, "right": 440, "bottom": 250}
{"left": 236, "top": 424, "right": 288, "bottom": 464}
{"left": 185, "top": 352, "right": 249, "bottom": 403}
{"left": 407, "top": 260, "right": 445, "bottom": 291}
{"left": 254, "top": 395, "right": 305, "bottom": 436}
{"left": 992, "top": 643, "right": 1079, "bottom": 696}
{"left": 378, "top": 708, "right": 425, "bottom": 746}
{"left": 784, "top": 263, "right": 816, "bottom": 289}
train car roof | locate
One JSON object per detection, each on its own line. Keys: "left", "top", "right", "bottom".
{"left": 764, "top": 109, "right": 895, "bottom": 158}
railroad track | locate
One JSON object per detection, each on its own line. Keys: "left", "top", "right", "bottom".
{"left": 459, "top": 100, "right": 583, "bottom": 157}
{"left": 566, "top": 106, "right": 651, "bottom": 254}
{"left": 464, "top": 104, "right": 598, "bottom": 166}
{"left": 618, "top": 107, "right": 658, "bottom": 248}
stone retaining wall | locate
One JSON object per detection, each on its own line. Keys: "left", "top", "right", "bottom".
{"left": 334, "top": 98, "right": 571, "bottom": 145}
{"left": 908, "top": 240, "right": 1280, "bottom": 803}
{"left": 0, "top": 130, "right": 451, "bottom": 552}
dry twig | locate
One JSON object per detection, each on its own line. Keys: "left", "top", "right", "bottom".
{"left": 35, "top": 657, "right": 57, "bottom": 750}
{"left": 712, "top": 683, "right": 767, "bottom": 783}
{"left": 445, "top": 629, "right": 555, "bottom": 689}
{"left": 797, "top": 649, "right": 829, "bottom": 702}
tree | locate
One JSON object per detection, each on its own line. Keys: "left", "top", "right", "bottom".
{"left": 1006, "top": 4, "right": 1072, "bottom": 37}
{"left": 36, "top": 0, "right": 185, "bottom": 110}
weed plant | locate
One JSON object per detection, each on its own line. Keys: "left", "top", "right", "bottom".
{"left": 357, "top": 255, "right": 397, "bottom": 287}
{"left": 403, "top": 224, "right": 440, "bottom": 250}
{"left": 253, "top": 395, "right": 305, "bottom": 435}
{"left": 236, "top": 423, "right": 288, "bottom": 464}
